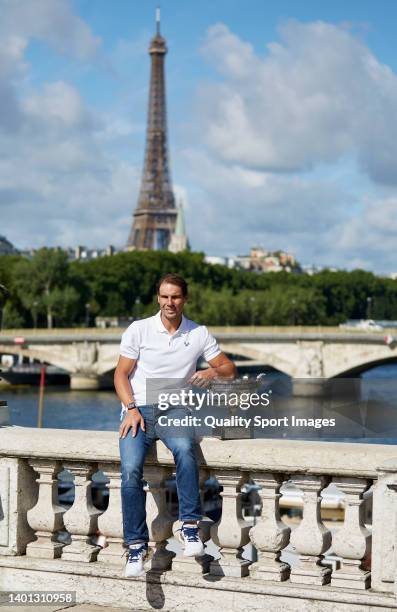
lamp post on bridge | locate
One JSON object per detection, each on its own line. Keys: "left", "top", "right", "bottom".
{"left": 85, "top": 303, "right": 91, "bottom": 328}
{"left": 0, "top": 284, "right": 9, "bottom": 331}
{"left": 366, "top": 296, "right": 373, "bottom": 319}
{"left": 32, "top": 300, "right": 38, "bottom": 330}
{"left": 291, "top": 298, "right": 297, "bottom": 326}
{"left": 250, "top": 296, "right": 256, "bottom": 327}
{"left": 134, "top": 297, "right": 141, "bottom": 321}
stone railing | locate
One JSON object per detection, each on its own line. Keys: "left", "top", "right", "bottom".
{"left": 1, "top": 426, "right": 397, "bottom": 611}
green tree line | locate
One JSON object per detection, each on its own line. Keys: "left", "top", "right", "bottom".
{"left": 0, "top": 248, "right": 396, "bottom": 328}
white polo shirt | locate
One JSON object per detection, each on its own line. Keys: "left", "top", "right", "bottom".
{"left": 119, "top": 311, "right": 221, "bottom": 407}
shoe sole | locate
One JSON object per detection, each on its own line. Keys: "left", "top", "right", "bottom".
{"left": 183, "top": 546, "right": 205, "bottom": 558}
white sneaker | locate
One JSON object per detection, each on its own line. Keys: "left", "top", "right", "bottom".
{"left": 177, "top": 523, "right": 204, "bottom": 557}
{"left": 124, "top": 543, "right": 151, "bottom": 577}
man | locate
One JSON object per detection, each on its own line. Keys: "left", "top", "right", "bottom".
{"left": 114, "top": 273, "right": 237, "bottom": 577}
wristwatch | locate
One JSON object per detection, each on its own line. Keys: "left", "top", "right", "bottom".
{"left": 126, "top": 401, "right": 137, "bottom": 411}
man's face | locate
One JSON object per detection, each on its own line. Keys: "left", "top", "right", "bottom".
{"left": 157, "top": 282, "right": 187, "bottom": 321}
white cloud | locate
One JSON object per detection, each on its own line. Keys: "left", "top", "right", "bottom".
{"left": 336, "top": 195, "right": 397, "bottom": 270}
{"left": 198, "top": 21, "right": 397, "bottom": 184}
{"left": 0, "top": 0, "right": 101, "bottom": 61}
{"left": 0, "top": 0, "right": 138, "bottom": 250}
{"left": 181, "top": 149, "right": 352, "bottom": 264}
{"left": 173, "top": 21, "right": 397, "bottom": 272}
{"left": 22, "top": 81, "right": 94, "bottom": 129}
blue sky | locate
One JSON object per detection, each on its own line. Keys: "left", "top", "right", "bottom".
{"left": 2, "top": 0, "right": 397, "bottom": 273}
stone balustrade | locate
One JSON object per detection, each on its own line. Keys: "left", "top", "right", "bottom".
{"left": 1, "top": 426, "right": 397, "bottom": 610}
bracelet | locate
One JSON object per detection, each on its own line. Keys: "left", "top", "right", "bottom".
{"left": 126, "top": 401, "right": 137, "bottom": 411}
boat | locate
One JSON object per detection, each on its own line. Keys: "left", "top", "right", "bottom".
{"left": 0, "top": 364, "right": 69, "bottom": 386}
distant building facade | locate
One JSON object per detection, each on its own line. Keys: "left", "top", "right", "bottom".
{"left": 71, "top": 245, "right": 115, "bottom": 261}
{"left": 205, "top": 247, "right": 301, "bottom": 273}
{"left": 0, "top": 236, "right": 19, "bottom": 256}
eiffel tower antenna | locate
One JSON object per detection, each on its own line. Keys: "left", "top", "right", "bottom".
{"left": 156, "top": 6, "right": 160, "bottom": 35}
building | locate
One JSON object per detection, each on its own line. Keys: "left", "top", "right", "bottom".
{"left": 0, "top": 236, "right": 19, "bottom": 256}
{"left": 168, "top": 204, "right": 189, "bottom": 253}
{"left": 126, "top": 10, "right": 178, "bottom": 251}
{"left": 71, "top": 245, "right": 115, "bottom": 261}
{"left": 232, "top": 247, "right": 301, "bottom": 273}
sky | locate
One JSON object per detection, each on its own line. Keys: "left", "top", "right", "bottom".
{"left": 2, "top": 0, "right": 397, "bottom": 273}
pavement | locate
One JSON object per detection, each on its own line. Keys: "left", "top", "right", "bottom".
{"left": 0, "top": 605, "right": 163, "bottom": 612}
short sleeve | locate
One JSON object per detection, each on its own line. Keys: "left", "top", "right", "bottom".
{"left": 120, "top": 322, "right": 140, "bottom": 360}
{"left": 202, "top": 327, "right": 221, "bottom": 362}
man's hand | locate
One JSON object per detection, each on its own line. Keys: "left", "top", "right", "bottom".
{"left": 189, "top": 368, "right": 218, "bottom": 388}
{"left": 119, "top": 409, "right": 145, "bottom": 438}
{"left": 189, "top": 351, "right": 237, "bottom": 387}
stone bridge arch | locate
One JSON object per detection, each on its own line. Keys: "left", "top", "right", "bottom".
{"left": 0, "top": 345, "right": 68, "bottom": 371}
{"left": 219, "top": 341, "right": 296, "bottom": 377}
{"left": 321, "top": 342, "right": 397, "bottom": 378}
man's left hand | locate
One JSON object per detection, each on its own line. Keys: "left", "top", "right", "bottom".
{"left": 189, "top": 368, "right": 217, "bottom": 388}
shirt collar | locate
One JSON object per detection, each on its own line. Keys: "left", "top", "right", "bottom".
{"left": 155, "top": 310, "right": 188, "bottom": 335}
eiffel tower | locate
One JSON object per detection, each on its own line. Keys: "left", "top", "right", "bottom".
{"left": 127, "top": 9, "right": 177, "bottom": 250}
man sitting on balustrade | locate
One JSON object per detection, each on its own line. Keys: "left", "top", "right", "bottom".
{"left": 114, "top": 272, "right": 236, "bottom": 577}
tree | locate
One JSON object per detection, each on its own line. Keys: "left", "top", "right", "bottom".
{"left": 14, "top": 248, "right": 73, "bottom": 328}
{"left": 3, "top": 249, "right": 397, "bottom": 327}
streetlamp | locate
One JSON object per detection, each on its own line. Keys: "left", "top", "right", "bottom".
{"left": 291, "top": 298, "right": 296, "bottom": 326}
{"left": 32, "top": 300, "right": 38, "bottom": 329}
{"left": 366, "top": 296, "right": 372, "bottom": 320}
{"left": 85, "top": 302, "right": 91, "bottom": 327}
{"left": 250, "top": 296, "right": 256, "bottom": 327}
{"left": 0, "top": 284, "right": 9, "bottom": 331}
{"left": 135, "top": 297, "right": 141, "bottom": 321}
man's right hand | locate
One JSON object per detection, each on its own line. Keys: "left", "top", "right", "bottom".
{"left": 119, "top": 409, "right": 145, "bottom": 439}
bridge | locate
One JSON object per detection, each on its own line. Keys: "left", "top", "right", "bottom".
{"left": 1, "top": 326, "right": 396, "bottom": 389}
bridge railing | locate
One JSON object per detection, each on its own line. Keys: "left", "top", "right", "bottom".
{"left": 1, "top": 325, "right": 390, "bottom": 337}
{"left": 1, "top": 427, "right": 397, "bottom": 607}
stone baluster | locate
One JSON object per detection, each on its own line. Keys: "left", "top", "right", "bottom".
{"left": 249, "top": 472, "right": 291, "bottom": 581}
{"left": 371, "top": 459, "right": 397, "bottom": 594}
{"left": 143, "top": 464, "right": 174, "bottom": 572}
{"left": 209, "top": 470, "right": 251, "bottom": 577}
{"left": 26, "top": 459, "right": 65, "bottom": 559}
{"left": 97, "top": 462, "right": 124, "bottom": 565}
{"left": 289, "top": 475, "right": 332, "bottom": 585}
{"left": 331, "top": 477, "right": 372, "bottom": 589}
{"left": 62, "top": 462, "right": 101, "bottom": 562}
{"left": 172, "top": 468, "right": 214, "bottom": 575}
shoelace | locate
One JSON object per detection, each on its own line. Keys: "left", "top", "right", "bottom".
{"left": 125, "top": 545, "right": 147, "bottom": 562}
{"left": 182, "top": 526, "right": 199, "bottom": 542}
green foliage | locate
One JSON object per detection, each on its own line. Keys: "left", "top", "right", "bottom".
{"left": 1, "top": 249, "right": 397, "bottom": 327}
{"left": 12, "top": 248, "right": 77, "bottom": 328}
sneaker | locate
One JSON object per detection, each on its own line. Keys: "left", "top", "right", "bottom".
{"left": 177, "top": 523, "right": 204, "bottom": 557}
{"left": 124, "top": 543, "right": 151, "bottom": 577}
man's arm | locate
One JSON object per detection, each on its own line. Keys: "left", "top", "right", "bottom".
{"left": 114, "top": 356, "right": 145, "bottom": 438}
{"left": 189, "top": 352, "right": 237, "bottom": 387}
{"left": 114, "top": 355, "right": 137, "bottom": 406}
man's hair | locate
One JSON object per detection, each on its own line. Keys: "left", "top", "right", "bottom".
{"left": 157, "top": 273, "right": 188, "bottom": 296}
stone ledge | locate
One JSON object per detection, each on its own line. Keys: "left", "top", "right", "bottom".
{"left": 0, "top": 557, "right": 396, "bottom": 610}
{"left": 1, "top": 427, "right": 397, "bottom": 477}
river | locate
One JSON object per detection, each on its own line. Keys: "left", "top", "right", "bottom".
{"left": 1, "top": 363, "right": 397, "bottom": 436}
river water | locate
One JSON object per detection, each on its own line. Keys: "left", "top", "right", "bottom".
{"left": 1, "top": 363, "right": 397, "bottom": 438}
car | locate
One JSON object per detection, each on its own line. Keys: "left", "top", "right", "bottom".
{"left": 339, "top": 319, "right": 383, "bottom": 332}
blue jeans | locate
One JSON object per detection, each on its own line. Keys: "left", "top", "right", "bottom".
{"left": 119, "top": 404, "right": 202, "bottom": 545}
